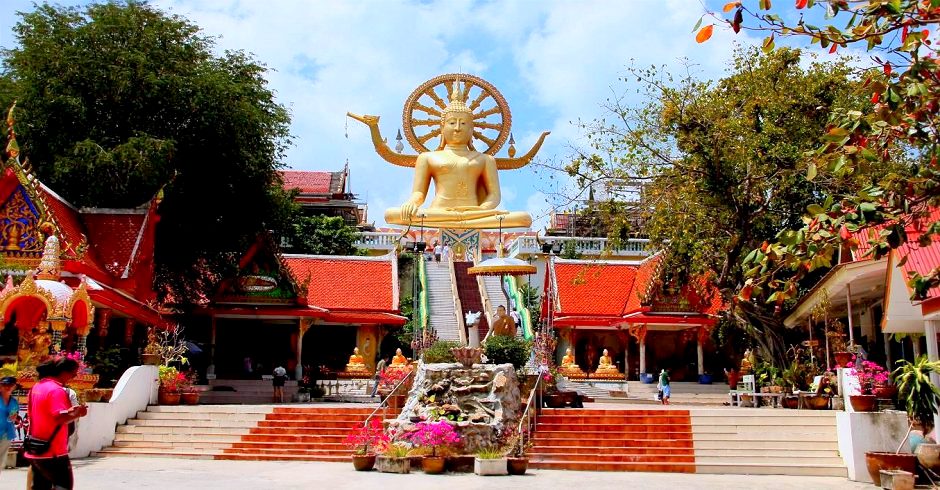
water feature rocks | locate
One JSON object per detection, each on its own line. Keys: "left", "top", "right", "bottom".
{"left": 390, "top": 362, "right": 521, "bottom": 452}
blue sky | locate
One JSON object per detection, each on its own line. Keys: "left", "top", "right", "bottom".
{"left": 1, "top": 1, "right": 868, "bottom": 230}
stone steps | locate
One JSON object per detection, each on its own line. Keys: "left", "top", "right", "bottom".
{"left": 97, "top": 405, "right": 379, "bottom": 461}
{"left": 528, "top": 408, "right": 696, "bottom": 472}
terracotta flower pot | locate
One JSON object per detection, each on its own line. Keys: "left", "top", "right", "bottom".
{"left": 781, "top": 396, "right": 799, "bottom": 409}
{"left": 849, "top": 394, "right": 878, "bottom": 412}
{"left": 141, "top": 353, "right": 161, "bottom": 366}
{"left": 507, "top": 457, "right": 528, "bottom": 475}
{"left": 865, "top": 452, "right": 917, "bottom": 486}
{"left": 803, "top": 395, "right": 829, "bottom": 410}
{"left": 352, "top": 454, "right": 376, "bottom": 471}
{"left": 180, "top": 392, "right": 200, "bottom": 405}
{"left": 874, "top": 384, "right": 899, "bottom": 399}
{"left": 916, "top": 443, "right": 940, "bottom": 471}
{"left": 158, "top": 390, "right": 181, "bottom": 405}
{"left": 422, "top": 455, "right": 446, "bottom": 474}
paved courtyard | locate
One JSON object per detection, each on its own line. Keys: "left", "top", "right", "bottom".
{"left": 0, "top": 457, "right": 871, "bottom": 489}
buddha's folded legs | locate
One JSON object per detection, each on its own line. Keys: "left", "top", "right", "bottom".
{"left": 385, "top": 208, "right": 531, "bottom": 229}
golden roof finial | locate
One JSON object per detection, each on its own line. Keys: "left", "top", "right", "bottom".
{"left": 441, "top": 75, "right": 470, "bottom": 120}
{"left": 5, "top": 102, "right": 19, "bottom": 160}
{"left": 36, "top": 235, "right": 61, "bottom": 281}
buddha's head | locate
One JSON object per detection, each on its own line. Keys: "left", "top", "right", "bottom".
{"left": 439, "top": 78, "right": 474, "bottom": 149}
{"left": 566, "top": 348, "right": 572, "bottom": 355}
{"left": 396, "top": 348, "right": 403, "bottom": 355}
{"left": 603, "top": 348, "right": 609, "bottom": 356}
{"left": 353, "top": 347, "right": 359, "bottom": 355}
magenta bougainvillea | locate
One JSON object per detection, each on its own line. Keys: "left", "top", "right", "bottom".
{"left": 847, "top": 357, "right": 889, "bottom": 396}
{"left": 403, "top": 420, "right": 460, "bottom": 457}
{"left": 344, "top": 418, "right": 390, "bottom": 455}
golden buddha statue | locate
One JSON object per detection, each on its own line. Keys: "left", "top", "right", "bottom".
{"left": 347, "top": 74, "right": 549, "bottom": 230}
{"left": 594, "top": 348, "right": 620, "bottom": 378}
{"left": 558, "top": 347, "right": 585, "bottom": 378}
{"left": 740, "top": 348, "right": 755, "bottom": 374}
{"left": 490, "top": 305, "right": 517, "bottom": 337}
{"left": 345, "top": 347, "right": 368, "bottom": 373}
{"left": 389, "top": 348, "right": 409, "bottom": 368}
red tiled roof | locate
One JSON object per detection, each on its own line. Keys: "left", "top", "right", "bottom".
{"left": 81, "top": 211, "right": 147, "bottom": 278}
{"left": 895, "top": 207, "right": 940, "bottom": 301}
{"left": 553, "top": 260, "right": 638, "bottom": 316}
{"left": 281, "top": 171, "right": 336, "bottom": 195}
{"left": 623, "top": 254, "right": 663, "bottom": 313}
{"left": 282, "top": 255, "right": 397, "bottom": 313}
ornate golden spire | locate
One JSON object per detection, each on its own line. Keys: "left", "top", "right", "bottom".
{"left": 5, "top": 102, "right": 19, "bottom": 160}
{"left": 441, "top": 75, "right": 470, "bottom": 119}
{"left": 36, "top": 235, "right": 61, "bottom": 281}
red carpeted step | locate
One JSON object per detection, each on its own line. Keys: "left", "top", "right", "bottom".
{"left": 527, "top": 408, "right": 695, "bottom": 473}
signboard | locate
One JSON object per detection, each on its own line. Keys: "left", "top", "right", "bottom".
{"left": 801, "top": 340, "right": 820, "bottom": 347}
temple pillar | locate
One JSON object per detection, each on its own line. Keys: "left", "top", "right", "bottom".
{"left": 357, "top": 324, "right": 380, "bottom": 373}
{"left": 846, "top": 283, "right": 856, "bottom": 346}
{"left": 297, "top": 319, "right": 313, "bottom": 380}
{"left": 616, "top": 330, "right": 629, "bottom": 381}
{"left": 913, "top": 337, "right": 923, "bottom": 358}
{"left": 696, "top": 327, "right": 708, "bottom": 376}
{"left": 96, "top": 308, "right": 112, "bottom": 349}
{"left": 885, "top": 333, "right": 893, "bottom": 369}
{"left": 925, "top": 320, "right": 940, "bottom": 432}
{"left": 50, "top": 320, "right": 66, "bottom": 353}
{"left": 634, "top": 325, "right": 648, "bottom": 375}
{"left": 207, "top": 316, "right": 217, "bottom": 379}
{"left": 124, "top": 318, "right": 135, "bottom": 347}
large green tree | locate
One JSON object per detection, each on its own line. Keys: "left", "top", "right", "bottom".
{"left": 283, "top": 214, "right": 361, "bottom": 256}
{"left": 556, "top": 48, "right": 893, "bottom": 364}
{"left": 0, "top": 2, "right": 293, "bottom": 306}
{"left": 699, "top": 1, "right": 940, "bottom": 305}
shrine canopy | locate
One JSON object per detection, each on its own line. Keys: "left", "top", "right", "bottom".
{"left": 544, "top": 254, "right": 723, "bottom": 329}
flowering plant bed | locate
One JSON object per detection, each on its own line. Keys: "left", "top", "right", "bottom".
{"left": 847, "top": 357, "right": 889, "bottom": 395}
{"left": 345, "top": 418, "right": 390, "bottom": 456}
{"left": 402, "top": 420, "right": 460, "bottom": 457}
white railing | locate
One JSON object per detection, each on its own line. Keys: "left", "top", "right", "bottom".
{"left": 507, "top": 235, "right": 651, "bottom": 258}
{"left": 354, "top": 232, "right": 401, "bottom": 250}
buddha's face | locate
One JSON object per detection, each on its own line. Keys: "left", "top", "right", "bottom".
{"left": 396, "top": 348, "right": 402, "bottom": 355}
{"left": 603, "top": 349, "right": 609, "bottom": 355}
{"left": 442, "top": 112, "right": 473, "bottom": 146}
{"left": 353, "top": 347, "right": 359, "bottom": 354}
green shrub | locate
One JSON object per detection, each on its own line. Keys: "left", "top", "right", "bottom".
{"left": 483, "top": 336, "right": 530, "bottom": 370}
{"left": 424, "top": 340, "right": 461, "bottom": 363}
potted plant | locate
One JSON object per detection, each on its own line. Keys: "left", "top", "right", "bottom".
{"left": 375, "top": 442, "right": 411, "bottom": 474}
{"left": 500, "top": 425, "right": 531, "bottom": 475}
{"left": 157, "top": 365, "right": 182, "bottom": 405}
{"left": 847, "top": 357, "right": 887, "bottom": 412}
{"left": 864, "top": 356, "right": 938, "bottom": 485}
{"left": 474, "top": 446, "right": 508, "bottom": 476}
{"left": 179, "top": 371, "right": 200, "bottom": 405}
{"left": 377, "top": 366, "right": 412, "bottom": 413}
{"left": 402, "top": 420, "right": 460, "bottom": 474}
{"left": 345, "top": 418, "right": 389, "bottom": 471}
{"left": 141, "top": 330, "right": 162, "bottom": 366}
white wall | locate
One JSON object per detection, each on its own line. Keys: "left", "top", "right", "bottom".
{"left": 69, "top": 365, "right": 158, "bottom": 459}
{"left": 837, "top": 411, "right": 911, "bottom": 482}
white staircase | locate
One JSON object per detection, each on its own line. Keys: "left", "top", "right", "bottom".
{"left": 692, "top": 409, "right": 846, "bottom": 476}
{"left": 425, "top": 261, "right": 461, "bottom": 342}
{"left": 199, "top": 379, "right": 298, "bottom": 404}
{"left": 482, "top": 276, "right": 508, "bottom": 312}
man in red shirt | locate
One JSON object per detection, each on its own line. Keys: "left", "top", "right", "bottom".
{"left": 27, "top": 357, "right": 87, "bottom": 490}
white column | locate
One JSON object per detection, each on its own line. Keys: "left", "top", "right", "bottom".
{"left": 924, "top": 320, "right": 940, "bottom": 433}
{"left": 468, "top": 324, "right": 480, "bottom": 348}
{"left": 206, "top": 316, "right": 217, "bottom": 379}
{"left": 697, "top": 338, "right": 705, "bottom": 376}
{"left": 913, "top": 337, "right": 923, "bottom": 359}
{"left": 846, "top": 284, "right": 856, "bottom": 346}
{"left": 295, "top": 323, "right": 304, "bottom": 381}
{"left": 639, "top": 339, "right": 647, "bottom": 375}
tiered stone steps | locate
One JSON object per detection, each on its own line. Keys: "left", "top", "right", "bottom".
{"left": 219, "top": 406, "right": 373, "bottom": 461}
{"left": 426, "top": 260, "right": 462, "bottom": 342}
{"left": 95, "top": 405, "right": 270, "bottom": 458}
{"left": 691, "top": 409, "right": 846, "bottom": 477}
{"left": 199, "top": 379, "right": 299, "bottom": 405}
{"left": 528, "top": 408, "right": 696, "bottom": 472}
{"left": 96, "top": 404, "right": 380, "bottom": 461}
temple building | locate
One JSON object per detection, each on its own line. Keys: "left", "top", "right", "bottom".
{"left": 280, "top": 166, "right": 369, "bottom": 229}
{"left": 0, "top": 120, "right": 170, "bottom": 372}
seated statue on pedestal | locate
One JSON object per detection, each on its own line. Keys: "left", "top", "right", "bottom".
{"left": 388, "top": 348, "right": 410, "bottom": 371}
{"left": 594, "top": 349, "right": 620, "bottom": 378}
{"left": 347, "top": 74, "right": 549, "bottom": 230}
{"left": 345, "top": 347, "right": 368, "bottom": 373}
{"left": 558, "top": 347, "right": 585, "bottom": 378}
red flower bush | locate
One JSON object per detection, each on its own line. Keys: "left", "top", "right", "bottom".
{"left": 344, "top": 418, "right": 390, "bottom": 455}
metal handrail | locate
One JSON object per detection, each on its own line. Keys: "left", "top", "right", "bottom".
{"left": 362, "top": 368, "right": 414, "bottom": 430}
{"left": 515, "top": 372, "right": 543, "bottom": 457}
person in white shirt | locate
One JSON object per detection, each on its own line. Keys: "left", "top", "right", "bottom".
{"left": 442, "top": 244, "right": 451, "bottom": 262}
{"left": 433, "top": 243, "right": 442, "bottom": 262}
{"left": 272, "top": 365, "right": 287, "bottom": 403}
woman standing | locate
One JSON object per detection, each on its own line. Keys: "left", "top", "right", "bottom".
{"left": 659, "top": 369, "right": 671, "bottom": 405}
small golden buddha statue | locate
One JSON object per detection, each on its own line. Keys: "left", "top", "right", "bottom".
{"left": 559, "top": 347, "right": 585, "bottom": 378}
{"left": 594, "top": 348, "right": 620, "bottom": 377}
{"left": 345, "top": 347, "right": 368, "bottom": 373}
{"left": 740, "top": 348, "right": 755, "bottom": 374}
{"left": 390, "top": 348, "right": 409, "bottom": 367}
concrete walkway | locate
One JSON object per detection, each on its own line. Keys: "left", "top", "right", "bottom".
{"left": 1, "top": 457, "right": 871, "bottom": 489}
